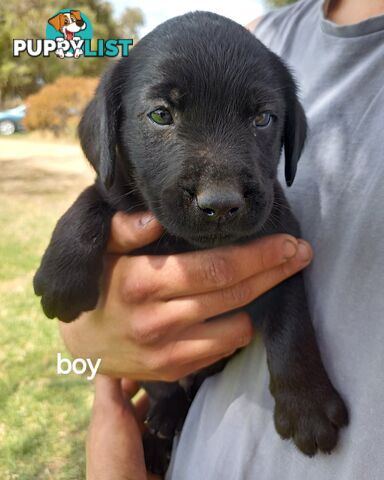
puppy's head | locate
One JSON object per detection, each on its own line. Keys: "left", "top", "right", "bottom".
{"left": 79, "top": 12, "right": 306, "bottom": 247}
{"left": 48, "top": 11, "right": 85, "bottom": 38}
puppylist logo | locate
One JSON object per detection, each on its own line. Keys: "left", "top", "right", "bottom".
{"left": 13, "top": 8, "right": 133, "bottom": 59}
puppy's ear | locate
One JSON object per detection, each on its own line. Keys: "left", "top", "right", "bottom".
{"left": 78, "top": 68, "right": 120, "bottom": 189}
{"left": 283, "top": 97, "right": 307, "bottom": 187}
{"left": 48, "top": 13, "right": 64, "bottom": 32}
{"left": 70, "top": 10, "right": 82, "bottom": 21}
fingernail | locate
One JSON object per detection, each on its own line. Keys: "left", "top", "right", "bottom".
{"left": 282, "top": 240, "right": 298, "bottom": 260}
{"left": 296, "top": 241, "right": 312, "bottom": 262}
{"left": 139, "top": 213, "right": 154, "bottom": 227}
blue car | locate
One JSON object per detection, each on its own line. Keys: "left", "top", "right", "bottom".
{"left": 0, "top": 105, "right": 26, "bottom": 135}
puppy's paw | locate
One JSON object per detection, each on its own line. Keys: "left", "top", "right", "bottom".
{"left": 273, "top": 382, "right": 349, "bottom": 456}
{"left": 33, "top": 257, "right": 100, "bottom": 322}
{"left": 145, "top": 392, "right": 190, "bottom": 440}
{"left": 143, "top": 431, "right": 173, "bottom": 475}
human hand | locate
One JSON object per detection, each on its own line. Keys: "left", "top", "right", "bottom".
{"left": 60, "top": 211, "right": 312, "bottom": 381}
{"left": 86, "top": 374, "right": 160, "bottom": 480}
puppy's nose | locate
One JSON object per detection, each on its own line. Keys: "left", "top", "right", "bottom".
{"left": 76, "top": 20, "right": 84, "bottom": 27}
{"left": 196, "top": 188, "right": 244, "bottom": 220}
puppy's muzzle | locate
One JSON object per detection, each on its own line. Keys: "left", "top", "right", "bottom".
{"left": 193, "top": 186, "right": 245, "bottom": 223}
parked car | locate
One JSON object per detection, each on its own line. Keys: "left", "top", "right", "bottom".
{"left": 0, "top": 105, "right": 26, "bottom": 135}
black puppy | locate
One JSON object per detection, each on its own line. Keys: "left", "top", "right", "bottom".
{"left": 34, "top": 12, "right": 348, "bottom": 474}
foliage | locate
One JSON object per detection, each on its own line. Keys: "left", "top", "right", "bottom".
{"left": 118, "top": 7, "right": 145, "bottom": 44}
{"left": 0, "top": 137, "right": 94, "bottom": 478}
{"left": 266, "top": 0, "right": 298, "bottom": 7}
{"left": 24, "top": 76, "right": 98, "bottom": 136}
{"left": 0, "top": 0, "right": 144, "bottom": 105}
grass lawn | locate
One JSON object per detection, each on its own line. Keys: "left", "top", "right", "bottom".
{"left": 0, "top": 134, "right": 95, "bottom": 479}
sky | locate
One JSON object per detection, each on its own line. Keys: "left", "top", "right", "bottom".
{"left": 110, "top": 0, "right": 266, "bottom": 37}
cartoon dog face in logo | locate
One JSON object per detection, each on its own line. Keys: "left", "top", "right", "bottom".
{"left": 48, "top": 10, "right": 86, "bottom": 58}
{"left": 48, "top": 10, "right": 86, "bottom": 40}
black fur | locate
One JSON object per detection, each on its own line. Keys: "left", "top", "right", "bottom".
{"left": 34, "top": 12, "right": 348, "bottom": 474}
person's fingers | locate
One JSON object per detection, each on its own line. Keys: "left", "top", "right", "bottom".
{"left": 94, "top": 377, "right": 150, "bottom": 426}
{"left": 106, "top": 240, "right": 311, "bottom": 346}
{"left": 144, "top": 315, "right": 252, "bottom": 382}
{"left": 107, "top": 211, "right": 163, "bottom": 253}
{"left": 247, "top": 238, "right": 312, "bottom": 291}
{"left": 147, "top": 474, "right": 162, "bottom": 480}
{"left": 160, "top": 312, "right": 253, "bottom": 368}
{"left": 134, "top": 393, "right": 150, "bottom": 422}
{"left": 119, "top": 234, "right": 301, "bottom": 301}
{"left": 164, "top": 240, "right": 312, "bottom": 324}
{"left": 168, "top": 350, "right": 239, "bottom": 381}
{"left": 121, "top": 378, "right": 141, "bottom": 398}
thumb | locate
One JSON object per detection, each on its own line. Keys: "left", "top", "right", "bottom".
{"left": 107, "top": 211, "right": 163, "bottom": 253}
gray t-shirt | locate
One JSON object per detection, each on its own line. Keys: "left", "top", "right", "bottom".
{"left": 167, "top": 1, "right": 384, "bottom": 478}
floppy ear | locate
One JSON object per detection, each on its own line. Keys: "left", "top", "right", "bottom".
{"left": 78, "top": 68, "right": 120, "bottom": 189}
{"left": 283, "top": 97, "right": 307, "bottom": 187}
{"left": 70, "top": 10, "right": 82, "bottom": 21}
{"left": 48, "top": 13, "right": 64, "bottom": 32}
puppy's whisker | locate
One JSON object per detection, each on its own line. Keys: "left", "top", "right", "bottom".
{"left": 272, "top": 200, "right": 291, "bottom": 213}
{"left": 264, "top": 210, "right": 285, "bottom": 232}
{"left": 119, "top": 186, "right": 141, "bottom": 197}
{"left": 153, "top": 229, "right": 169, "bottom": 254}
{"left": 122, "top": 201, "right": 147, "bottom": 213}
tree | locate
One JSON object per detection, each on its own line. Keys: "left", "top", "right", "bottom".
{"left": 24, "top": 76, "right": 98, "bottom": 136}
{"left": 266, "top": 0, "right": 298, "bottom": 7}
{"left": 0, "top": 1, "right": 144, "bottom": 106}
{"left": 117, "top": 7, "right": 145, "bottom": 44}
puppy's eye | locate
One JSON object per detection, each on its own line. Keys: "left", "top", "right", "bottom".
{"left": 253, "top": 112, "right": 273, "bottom": 128}
{"left": 148, "top": 108, "right": 173, "bottom": 126}
{"left": 64, "top": 18, "right": 69, "bottom": 25}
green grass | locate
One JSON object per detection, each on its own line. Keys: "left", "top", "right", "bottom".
{"left": 0, "top": 138, "right": 94, "bottom": 479}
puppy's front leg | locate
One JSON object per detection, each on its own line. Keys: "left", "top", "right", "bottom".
{"left": 55, "top": 48, "right": 64, "bottom": 59}
{"left": 262, "top": 273, "right": 349, "bottom": 455}
{"left": 34, "top": 184, "right": 114, "bottom": 322}
{"left": 142, "top": 381, "right": 191, "bottom": 474}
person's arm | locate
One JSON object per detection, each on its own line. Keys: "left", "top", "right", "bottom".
{"left": 59, "top": 211, "right": 312, "bottom": 381}
{"left": 245, "top": 17, "right": 262, "bottom": 33}
{"left": 246, "top": 17, "right": 262, "bottom": 32}
{"left": 86, "top": 374, "right": 160, "bottom": 480}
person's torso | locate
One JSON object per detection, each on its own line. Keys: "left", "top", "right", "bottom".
{"left": 167, "top": 1, "right": 384, "bottom": 478}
